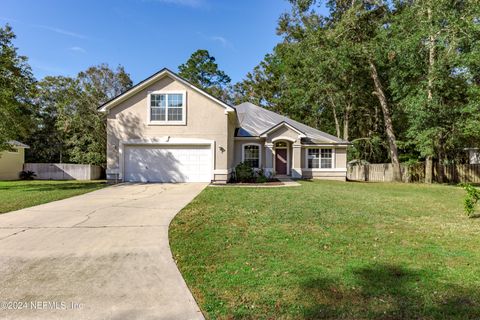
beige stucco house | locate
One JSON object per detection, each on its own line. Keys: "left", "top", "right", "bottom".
{"left": 0, "top": 141, "right": 29, "bottom": 180}
{"left": 99, "top": 69, "right": 349, "bottom": 183}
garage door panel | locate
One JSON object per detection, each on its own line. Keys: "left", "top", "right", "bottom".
{"left": 124, "top": 145, "right": 212, "bottom": 183}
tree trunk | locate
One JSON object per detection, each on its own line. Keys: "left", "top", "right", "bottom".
{"left": 343, "top": 104, "right": 351, "bottom": 141}
{"left": 437, "top": 157, "right": 444, "bottom": 183}
{"left": 59, "top": 140, "right": 63, "bottom": 163}
{"left": 329, "top": 95, "right": 342, "bottom": 138}
{"left": 425, "top": 156, "right": 433, "bottom": 183}
{"left": 368, "top": 60, "right": 402, "bottom": 182}
{"left": 427, "top": 5, "right": 435, "bottom": 102}
{"left": 426, "top": 3, "right": 437, "bottom": 172}
{"left": 437, "top": 143, "right": 445, "bottom": 183}
{"left": 373, "top": 104, "right": 379, "bottom": 132}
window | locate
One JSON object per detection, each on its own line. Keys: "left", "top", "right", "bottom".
{"left": 308, "top": 149, "right": 319, "bottom": 168}
{"left": 307, "top": 148, "right": 333, "bottom": 169}
{"left": 149, "top": 92, "right": 185, "bottom": 124}
{"left": 320, "top": 149, "right": 333, "bottom": 168}
{"left": 167, "top": 94, "right": 183, "bottom": 121}
{"left": 275, "top": 141, "right": 287, "bottom": 148}
{"left": 150, "top": 94, "right": 166, "bottom": 121}
{"left": 243, "top": 144, "right": 260, "bottom": 168}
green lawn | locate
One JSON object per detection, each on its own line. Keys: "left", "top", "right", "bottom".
{"left": 0, "top": 180, "right": 106, "bottom": 214}
{"left": 170, "top": 181, "right": 480, "bottom": 319}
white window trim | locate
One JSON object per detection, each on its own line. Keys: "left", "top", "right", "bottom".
{"left": 304, "top": 147, "right": 336, "bottom": 171}
{"left": 242, "top": 143, "right": 262, "bottom": 169}
{"left": 272, "top": 136, "right": 296, "bottom": 143}
{"left": 147, "top": 90, "right": 187, "bottom": 125}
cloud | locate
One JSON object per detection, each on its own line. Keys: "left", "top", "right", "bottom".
{"left": 0, "top": 17, "right": 88, "bottom": 39}
{"left": 144, "top": 0, "right": 204, "bottom": 8}
{"left": 197, "top": 32, "right": 234, "bottom": 50}
{"left": 210, "top": 36, "right": 229, "bottom": 47}
{"left": 69, "top": 46, "right": 87, "bottom": 53}
{"left": 35, "top": 24, "right": 88, "bottom": 39}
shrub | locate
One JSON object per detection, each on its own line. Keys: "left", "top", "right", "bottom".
{"left": 235, "top": 162, "right": 254, "bottom": 183}
{"left": 19, "top": 170, "right": 36, "bottom": 180}
{"left": 228, "top": 170, "right": 237, "bottom": 183}
{"left": 255, "top": 169, "right": 268, "bottom": 183}
{"left": 403, "top": 159, "right": 423, "bottom": 183}
{"left": 462, "top": 183, "right": 480, "bottom": 217}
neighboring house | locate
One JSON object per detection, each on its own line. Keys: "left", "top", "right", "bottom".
{"left": 99, "top": 68, "right": 350, "bottom": 184}
{"left": 0, "top": 141, "right": 29, "bottom": 180}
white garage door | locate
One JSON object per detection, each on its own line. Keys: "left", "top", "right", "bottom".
{"left": 124, "top": 145, "right": 212, "bottom": 183}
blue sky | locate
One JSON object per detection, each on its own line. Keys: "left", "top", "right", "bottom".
{"left": 1, "top": 0, "right": 297, "bottom": 84}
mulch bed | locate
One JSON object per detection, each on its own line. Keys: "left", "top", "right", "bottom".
{"left": 212, "top": 179, "right": 284, "bottom": 187}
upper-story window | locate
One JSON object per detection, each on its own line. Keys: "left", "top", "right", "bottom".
{"left": 149, "top": 91, "right": 186, "bottom": 125}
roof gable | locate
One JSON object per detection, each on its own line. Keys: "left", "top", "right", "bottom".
{"left": 259, "top": 121, "right": 306, "bottom": 137}
{"left": 98, "top": 68, "right": 235, "bottom": 112}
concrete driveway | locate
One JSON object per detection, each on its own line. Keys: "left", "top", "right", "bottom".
{"left": 0, "top": 183, "right": 207, "bottom": 320}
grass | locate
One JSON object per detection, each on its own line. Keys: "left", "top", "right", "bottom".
{"left": 0, "top": 180, "right": 106, "bottom": 214}
{"left": 170, "top": 181, "right": 480, "bottom": 319}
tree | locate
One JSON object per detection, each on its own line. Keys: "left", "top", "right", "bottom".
{"left": 27, "top": 76, "right": 78, "bottom": 162}
{"left": 178, "top": 49, "right": 231, "bottom": 101}
{"left": 327, "top": 0, "right": 403, "bottom": 180}
{"left": 0, "top": 24, "right": 36, "bottom": 152}
{"left": 63, "top": 64, "right": 133, "bottom": 166}
{"left": 233, "top": 0, "right": 394, "bottom": 164}
{"left": 28, "top": 64, "right": 133, "bottom": 166}
{"left": 231, "top": 53, "right": 285, "bottom": 109}
{"left": 385, "top": 0, "right": 480, "bottom": 168}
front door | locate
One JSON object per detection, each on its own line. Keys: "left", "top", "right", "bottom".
{"left": 275, "top": 149, "right": 287, "bottom": 175}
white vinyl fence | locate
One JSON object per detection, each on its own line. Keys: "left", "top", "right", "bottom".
{"left": 23, "top": 163, "right": 103, "bottom": 180}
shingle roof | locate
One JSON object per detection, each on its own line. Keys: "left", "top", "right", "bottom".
{"left": 234, "top": 102, "right": 349, "bottom": 144}
{"left": 8, "top": 140, "right": 29, "bottom": 148}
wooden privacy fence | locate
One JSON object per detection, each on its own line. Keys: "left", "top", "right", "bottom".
{"left": 347, "top": 162, "right": 480, "bottom": 184}
{"left": 24, "top": 163, "right": 103, "bottom": 180}
{"left": 435, "top": 164, "right": 480, "bottom": 183}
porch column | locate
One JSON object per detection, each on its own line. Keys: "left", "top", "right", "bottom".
{"left": 265, "top": 143, "right": 274, "bottom": 176}
{"left": 291, "top": 143, "right": 302, "bottom": 178}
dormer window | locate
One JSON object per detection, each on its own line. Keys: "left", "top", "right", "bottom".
{"left": 148, "top": 91, "right": 186, "bottom": 125}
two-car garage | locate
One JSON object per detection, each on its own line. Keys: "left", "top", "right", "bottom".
{"left": 123, "top": 144, "right": 213, "bottom": 183}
